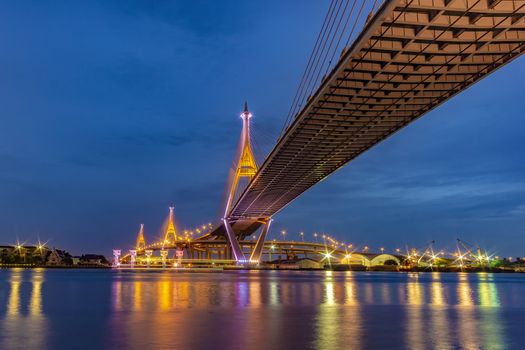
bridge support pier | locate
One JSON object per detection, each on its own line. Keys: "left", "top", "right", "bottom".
{"left": 222, "top": 218, "right": 247, "bottom": 263}
{"left": 249, "top": 219, "right": 272, "bottom": 264}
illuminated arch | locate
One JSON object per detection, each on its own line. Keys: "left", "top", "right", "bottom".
{"left": 340, "top": 253, "right": 371, "bottom": 267}
{"left": 369, "top": 254, "right": 400, "bottom": 267}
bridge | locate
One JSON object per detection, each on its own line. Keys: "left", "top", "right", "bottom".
{"left": 116, "top": 0, "right": 525, "bottom": 266}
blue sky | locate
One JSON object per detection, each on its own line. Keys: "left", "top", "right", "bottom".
{"left": 0, "top": 1, "right": 524, "bottom": 256}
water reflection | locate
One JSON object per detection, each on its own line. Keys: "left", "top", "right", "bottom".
{"left": 6, "top": 270, "right": 21, "bottom": 317}
{"left": 400, "top": 272, "right": 508, "bottom": 350}
{"left": 1, "top": 269, "right": 47, "bottom": 350}
{"left": 133, "top": 280, "right": 142, "bottom": 311}
{"left": 456, "top": 273, "right": 479, "bottom": 349}
{"left": 478, "top": 273, "right": 504, "bottom": 350}
{"left": 249, "top": 281, "right": 261, "bottom": 307}
{"left": 314, "top": 271, "right": 361, "bottom": 349}
{"left": 429, "top": 272, "right": 450, "bottom": 349}
{"left": 406, "top": 273, "right": 425, "bottom": 350}
{"left": 269, "top": 279, "right": 279, "bottom": 306}
{"left": 0, "top": 270, "right": 518, "bottom": 349}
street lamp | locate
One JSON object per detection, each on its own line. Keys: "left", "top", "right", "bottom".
{"left": 300, "top": 231, "right": 304, "bottom": 242}
{"left": 269, "top": 244, "right": 276, "bottom": 262}
{"left": 281, "top": 230, "right": 286, "bottom": 241}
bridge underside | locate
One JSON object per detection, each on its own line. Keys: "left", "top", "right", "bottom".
{"left": 222, "top": 0, "right": 525, "bottom": 233}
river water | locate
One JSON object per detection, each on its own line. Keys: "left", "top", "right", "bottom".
{"left": 0, "top": 269, "right": 524, "bottom": 349}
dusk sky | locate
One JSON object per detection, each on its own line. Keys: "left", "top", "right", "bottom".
{"left": 1, "top": 1, "right": 524, "bottom": 256}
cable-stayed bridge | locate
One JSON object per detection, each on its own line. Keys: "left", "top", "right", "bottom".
{"left": 214, "top": 0, "right": 525, "bottom": 263}
{"left": 119, "top": 0, "right": 525, "bottom": 265}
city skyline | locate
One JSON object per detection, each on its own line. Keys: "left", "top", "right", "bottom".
{"left": 0, "top": 1, "right": 524, "bottom": 256}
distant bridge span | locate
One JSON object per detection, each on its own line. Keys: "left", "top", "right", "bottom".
{"left": 122, "top": 239, "right": 402, "bottom": 268}
{"left": 213, "top": 0, "right": 525, "bottom": 255}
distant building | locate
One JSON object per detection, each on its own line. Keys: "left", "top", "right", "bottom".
{"left": 296, "top": 258, "right": 322, "bottom": 269}
{"left": 271, "top": 257, "right": 322, "bottom": 270}
{"left": 79, "top": 254, "right": 109, "bottom": 266}
{"left": 46, "top": 248, "right": 68, "bottom": 266}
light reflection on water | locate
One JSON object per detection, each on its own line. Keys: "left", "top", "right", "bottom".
{"left": 1, "top": 269, "right": 47, "bottom": 350}
{"left": 0, "top": 270, "right": 524, "bottom": 349}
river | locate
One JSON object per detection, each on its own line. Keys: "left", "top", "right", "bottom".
{"left": 1, "top": 269, "right": 524, "bottom": 349}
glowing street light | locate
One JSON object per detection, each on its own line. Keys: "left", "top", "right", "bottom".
{"left": 322, "top": 251, "right": 333, "bottom": 268}
{"left": 269, "top": 245, "right": 276, "bottom": 262}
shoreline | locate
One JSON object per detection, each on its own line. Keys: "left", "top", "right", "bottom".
{"left": 1, "top": 264, "right": 523, "bottom": 273}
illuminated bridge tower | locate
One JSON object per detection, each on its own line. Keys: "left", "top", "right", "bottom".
{"left": 223, "top": 102, "right": 272, "bottom": 264}
{"left": 164, "top": 206, "right": 177, "bottom": 244}
{"left": 224, "top": 102, "right": 257, "bottom": 215}
{"left": 136, "top": 224, "right": 146, "bottom": 250}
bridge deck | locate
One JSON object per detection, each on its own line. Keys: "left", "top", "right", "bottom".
{"left": 228, "top": 0, "right": 525, "bottom": 223}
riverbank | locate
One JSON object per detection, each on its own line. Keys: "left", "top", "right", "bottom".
{"left": 0, "top": 263, "right": 110, "bottom": 269}
{"left": 2, "top": 264, "right": 523, "bottom": 273}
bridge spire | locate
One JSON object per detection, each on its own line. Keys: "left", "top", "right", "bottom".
{"left": 224, "top": 102, "right": 257, "bottom": 216}
{"left": 164, "top": 206, "right": 177, "bottom": 244}
{"left": 220, "top": 102, "right": 261, "bottom": 264}
{"left": 136, "top": 224, "right": 146, "bottom": 250}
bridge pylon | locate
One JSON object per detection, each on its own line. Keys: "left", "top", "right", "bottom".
{"left": 224, "top": 102, "right": 258, "bottom": 216}
{"left": 222, "top": 102, "right": 272, "bottom": 263}
{"left": 136, "top": 223, "right": 146, "bottom": 250}
{"left": 164, "top": 206, "right": 178, "bottom": 245}
{"left": 249, "top": 218, "right": 272, "bottom": 264}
